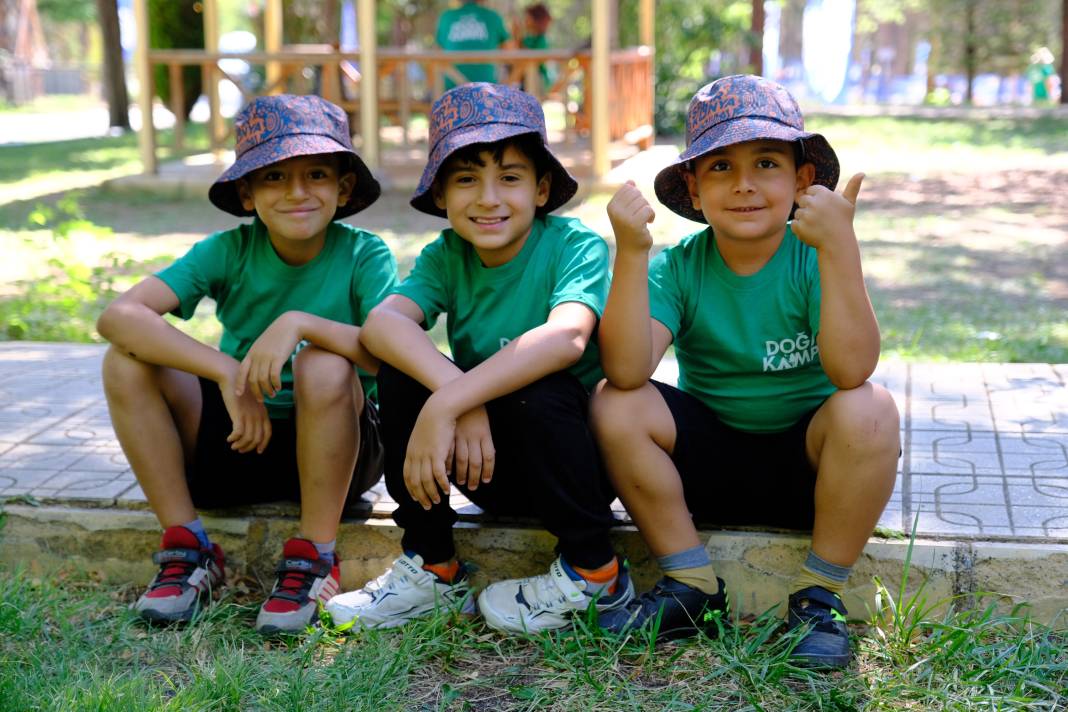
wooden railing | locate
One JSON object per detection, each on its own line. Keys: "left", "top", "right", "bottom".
{"left": 144, "top": 45, "right": 654, "bottom": 158}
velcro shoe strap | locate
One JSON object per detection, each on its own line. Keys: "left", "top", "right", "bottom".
{"left": 800, "top": 586, "right": 847, "bottom": 615}
{"left": 152, "top": 547, "right": 203, "bottom": 566}
{"left": 267, "top": 587, "right": 311, "bottom": 605}
{"left": 276, "top": 557, "right": 332, "bottom": 578}
{"left": 549, "top": 558, "right": 585, "bottom": 604}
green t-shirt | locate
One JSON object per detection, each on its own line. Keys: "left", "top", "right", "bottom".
{"left": 520, "top": 33, "right": 553, "bottom": 87}
{"left": 395, "top": 215, "right": 608, "bottom": 390}
{"left": 156, "top": 218, "right": 398, "bottom": 416}
{"left": 1028, "top": 62, "right": 1054, "bottom": 100}
{"left": 436, "top": 2, "right": 510, "bottom": 88}
{"left": 649, "top": 225, "right": 835, "bottom": 433}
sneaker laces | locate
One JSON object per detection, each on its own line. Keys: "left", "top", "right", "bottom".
{"left": 151, "top": 559, "right": 198, "bottom": 590}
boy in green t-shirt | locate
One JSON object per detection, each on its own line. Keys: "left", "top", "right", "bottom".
{"left": 327, "top": 83, "right": 632, "bottom": 634}
{"left": 96, "top": 95, "right": 397, "bottom": 634}
{"left": 436, "top": 0, "right": 512, "bottom": 89}
{"left": 592, "top": 75, "right": 900, "bottom": 668}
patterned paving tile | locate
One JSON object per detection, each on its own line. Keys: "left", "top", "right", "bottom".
{"left": 2, "top": 344, "right": 1067, "bottom": 543}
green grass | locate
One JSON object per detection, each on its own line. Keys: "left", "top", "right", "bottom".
{"left": 1, "top": 560, "right": 1064, "bottom": 711}
{"left": 1, "top": 111, "right": 1067, "bottom": 361}
{"left": 0, "top": 123, "right": 211, "bottom": 187}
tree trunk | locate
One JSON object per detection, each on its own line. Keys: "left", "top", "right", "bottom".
{"left": 95, "top": 0, "right": 129, "bottom": 129}
{"left": 963, "top": 0, "right": 975, "bottom": 103}
{"left": 1062, "top": 0, "right": 1067, "bottom": 103}
{"left": 751, "top": 0, "right": 764, "bottom": 75}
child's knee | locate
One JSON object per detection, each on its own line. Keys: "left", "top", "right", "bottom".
{"left": 825, "top": 382, "right": 900, "bottom": 451}
{"left": 101, "top": 345, "right": 153, "bottom": 394}
{"left": 589, "top": 380, "right": 646, "bottom": 441}
{"left": 292, "top": 345, "right": 356, "bottom": 408}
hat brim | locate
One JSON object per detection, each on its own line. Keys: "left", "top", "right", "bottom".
{"left": 209, "top": 134, "right": 381, "bottom": 219}
{"left": 653, "top": 118, "right": 840, "bottom": 223}
{"left": 410, "top": 124, "right": 577, "bottom": 217}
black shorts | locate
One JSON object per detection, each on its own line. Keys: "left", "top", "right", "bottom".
{"left": 186, "top": 377, "right": 384, "bottom": 510}
{"left": 651, "top": 380, "right": 822, "bottom": 531}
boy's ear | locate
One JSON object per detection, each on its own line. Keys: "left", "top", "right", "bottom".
{"left": 534, "top": 172, "right": 551, "bottom": 208}
{"left": 431, "top": 180, "right": 447, "bottom": 211}
{"left": 795, "top": 162, "right": 816, "bottom": 198}
{"left": 682, "top": 169, "right": 701, "bottom": 211}
{"left": 337, "top": 171, "right": 356, "bottom": 207}
{"left": 237, "top": 179, "right": 255, "bottom": 212}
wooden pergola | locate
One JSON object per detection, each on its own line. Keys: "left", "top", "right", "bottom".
{"left": 132, "top": 0, "right": 655, "bottom": 180}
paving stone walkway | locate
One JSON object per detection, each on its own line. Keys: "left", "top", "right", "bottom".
{"left": 2, "top": 342, "right": 1067, "bottom": 543}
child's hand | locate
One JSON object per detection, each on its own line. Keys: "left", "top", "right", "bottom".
{"left": 404, "top": 398, "right": 457, "bottom": 510}
{"left": 607, "top": 181, "right": 655, "bottom": 252}
{"left": 237, "top": 312, "right": 302, "bottom": 402}
{"left": 219, "top": 366, "right": 272, "bottom": 454}
{"left": 792, "top": 173, "right": 864, "bottom": 251}
{"left": 452, "top": 405, "right": 495, "bottom": 492}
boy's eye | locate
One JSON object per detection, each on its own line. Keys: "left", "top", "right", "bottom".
{"left": 501, "top": 173, "right": 521, "bottom": 183}
{"left": 308, "top": 169, "right": 330, "bottom": 179}
{"left": 453, "top": 174, "right": 477, "bottom": 185}
{"left": 263, "top": 171, "right": 284, "bottom": 181}
{"left": 757, "top": 158, "right": 778, "bottom": 169}
{"left": 709, "top": 161, "right": 730, "bottom": 172}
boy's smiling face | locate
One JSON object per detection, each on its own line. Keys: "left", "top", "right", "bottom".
{"left": 238, "top": 154, "right": 355, "bottom": 265}
{"left": 684, "top": 139, "right": 815, "bottom": 249}
{"left": 433, "top": 144, "right": 551, "bottom": 268}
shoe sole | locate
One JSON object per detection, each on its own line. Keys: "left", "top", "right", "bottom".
{"left": 137, "top": 606, "right": 198, "bottom": 625}
{"left": 329, "top": 596, "right": 466, "bottom": 631}
{"left": 790, "top": 652, "right": 851, "bottom": 669}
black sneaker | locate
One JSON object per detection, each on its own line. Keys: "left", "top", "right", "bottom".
{"left": 597, "top": 576, "right": 729, "bottom": 642}
{"left": 786, "top": 586, "right": 851, "bottom": 668}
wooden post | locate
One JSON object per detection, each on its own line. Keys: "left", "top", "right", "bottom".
{"left": 591, "top": 0, "right": 610, "bottom": 179}
{"left": 357, "top": 0, "right": 379, "bottom": 169}
{"left": 639, "top": 0, "right": 654, "bottom": 48}
{"left": 640, "top": 0, "right": 655, "bottom": 148}
{"left": 168, "top": 62, "right": 185, "bottom": 150}
{"left": 132, "top": 0, "right": 156, "bottom": 174}
{"left": 202, "top": 0, "right": 224, "bottom": 159}
{"left": 264, "top": 0, "right": 283, "bottom": 94}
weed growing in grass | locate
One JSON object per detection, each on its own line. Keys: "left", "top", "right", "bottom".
{"left": 1, "top": 546, "right": 1066, "bottom": 711}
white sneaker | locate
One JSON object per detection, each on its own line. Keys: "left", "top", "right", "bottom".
{"left": 325, "top": 552, "right": 470, "bottom": 629}
{"left": 478, "top": 556, "right": 634, "bottom": 634}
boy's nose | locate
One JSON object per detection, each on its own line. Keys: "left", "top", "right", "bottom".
{"left": 732, "top": 169, "right": 756, "bottom": 192}
{"left": 477, "top": 182, "right": 500, "bottom": 206}
{"left": 286, "top": 176, "right": 308, "bottom": 197}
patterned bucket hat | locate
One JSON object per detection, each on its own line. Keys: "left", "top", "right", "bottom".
{"left": 410, "top": 82, "right": 577, "bottom": 217}
{"left": 209, "top": 94, "right": 380, "bottom": 219}
{"left": 654, "top": 74, "right": 840, "bottom": 223}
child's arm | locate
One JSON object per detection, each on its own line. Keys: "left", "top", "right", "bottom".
{"left": 361, "top": 294, "right": 597, "bottom": 510}
{"left": 601, "top": 181, "right": 674, "bottom": 388}
{"left": 235, "top": 312, "right": 380, "bottom": 402}
{"left": 792, "top": 173, "right": 880, "bottom": 388}
{"left": 96, "top": 276, "right": 272, "bottom": 454}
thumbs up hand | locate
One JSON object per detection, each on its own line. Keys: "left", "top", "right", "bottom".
{"left": 791, "top": 173, "right": 864, "bottom": 251}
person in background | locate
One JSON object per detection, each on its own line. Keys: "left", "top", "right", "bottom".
{"left": 436, "top": 0, "right": 512, "bottom": 89}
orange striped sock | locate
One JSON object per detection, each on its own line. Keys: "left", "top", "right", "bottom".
{"left": 572, "top": 557, "right": 619, "bottom": 594}
{"left": 423, "top": 559, "right": 460, "bottom": 583}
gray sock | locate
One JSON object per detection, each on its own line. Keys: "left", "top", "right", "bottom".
{"left": 179, "top": 517, "right": 210, "bottom": 550}
{"left": 657, "top": 545, "right": 711, "bottom": 571}
{"left": 314, "top": 539, "right": 336, "bottom": 566}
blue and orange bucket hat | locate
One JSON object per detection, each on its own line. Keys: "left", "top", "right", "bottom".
{"left": 209, "top": 94, "right": 380, "bottom": 219}
{"left": 654, "top": 74, "right": 840, "bottom": 223}
{"left": 410, "top": 82, "right": 578, "bottom": 217}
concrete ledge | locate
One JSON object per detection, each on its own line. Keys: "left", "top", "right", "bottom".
{"left": 4, "top": 504, "right": 1066, "bottom": 628}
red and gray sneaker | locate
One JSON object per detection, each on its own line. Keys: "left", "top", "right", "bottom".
{"left": 133, "top": 525, "right": 226, "bottom": 624}
{"left": 255, "top": 538, "right": 341, "bottom": 635}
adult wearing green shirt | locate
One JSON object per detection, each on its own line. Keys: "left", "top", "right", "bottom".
{"left": 436, "top": 0, "right": 511, "bottom": 89}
